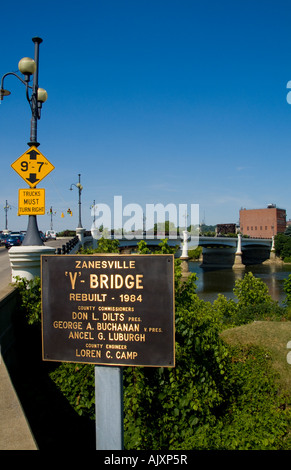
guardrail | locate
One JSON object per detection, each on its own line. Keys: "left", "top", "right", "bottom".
{"left": 55, "top": 236, "right": 80, "bottom": 254}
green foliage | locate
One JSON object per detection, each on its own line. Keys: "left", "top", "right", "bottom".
{"left": 188, "top": 246, "right": 202, "bottom": 260}
{"left": 283, "top": 274, "right": 291, "bottom": 320}
{"left": 175, "top": 346, "right": 291, "bottom": 450}
{"left": 79, "top": 237, "right": 120, "bottom": 253}
{"left": 57, "top": 230, "right": 76, "bottom": 237}
{"left": 15, "top": 240, "right": 291, "bottom": 450}
{"left": 201, "top": 231, "right": 216, "bottom": 237}
{"left": 122, "top": 248, "right": 290, "bottom": 449}
{"left": 233, "top": 272, "right": 272, "bottom": 307}
{"left": 49, "top": 363, "right": 95, "bottom": 419}
{"left": 137, "top": 240, "right": 151, "bottom": 254}
{"left": 214, "top": 272, "right": 286, "bottom": 327}
{"left": 124, "top": 275, "right": 229, "bottom": 449}
{"left": 14, "top": 276, "right": 42, "bottom": 325}
{"left": 213, "top": 294, "right": 237, "bottom": 325}
{"left": 275, "top": 233, "right": 291, "bottom": 260}
{"left": 200, "top": 224, "right": 216, "bottom": 234}
{"left": 123, "top": 265, "right": 290, "bottom": 449}
{"left": 155, "top": 238, "right": 178, "bottom": 254}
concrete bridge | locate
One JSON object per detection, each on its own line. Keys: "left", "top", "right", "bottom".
{"left": 196, "top": 236, "right": 273, "bottom": 267}
{"left": 87, "top": 234, "right": 274, "bottom": 268}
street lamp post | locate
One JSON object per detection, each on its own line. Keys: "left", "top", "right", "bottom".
{"left": 4, "top": 200, "right": 11, "bottom": 232}
{"left": 47, "top": 206, "right": 56, "bottom": 231}
{"left": 0, "top": 37, "right": 48, "bottom": 246}
{"left": 70, "top": 174, "right": 83, "bottom": 229}
{"left": 1, "top": 38, "right": 55, "bottom": 281}
{"left": 70, "top": 174, "right": 85, "bottom": 245}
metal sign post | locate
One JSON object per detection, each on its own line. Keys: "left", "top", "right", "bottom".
{"left": 95, "top": 366, "right": 124, "bottom": 450}
{"left": 41, "top": 254, "right": 175, "bottom": 450}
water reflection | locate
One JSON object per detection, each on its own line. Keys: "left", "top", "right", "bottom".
{"left": 188, "top": 262, "right": 291, "bottom": 304}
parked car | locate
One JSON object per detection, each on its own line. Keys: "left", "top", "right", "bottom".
{"left": 4, "top": 233, "right": 24, "bottom": 249}
{"left": 45, "top": 230, "right": 56, "bottom": 240}
{"left": 39, "top": 231, "right": 46, "bottom": 242}
{"left": 0, "top": 233, "right": 9, "bottom": 245}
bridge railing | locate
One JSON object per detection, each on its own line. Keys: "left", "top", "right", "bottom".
{"left": 55, "top": 236, "right": 80, "bottom": 254}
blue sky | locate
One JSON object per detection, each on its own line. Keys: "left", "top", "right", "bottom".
{"left": 1, "top": 0, "right": 291, "bottom": 233}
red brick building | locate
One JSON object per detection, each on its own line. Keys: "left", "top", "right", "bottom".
{"left": 239, "top": 205, "right": 286, "bottom": 239}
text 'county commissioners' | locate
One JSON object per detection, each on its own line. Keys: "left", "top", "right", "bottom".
{"left": 41, "top": 255, "right": 175, "bottom": 367}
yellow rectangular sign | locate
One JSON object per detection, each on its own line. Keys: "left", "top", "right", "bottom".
{"left": 18, "top": 188, "right": 45, "bottom": 216}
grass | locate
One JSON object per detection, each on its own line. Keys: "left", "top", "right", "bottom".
{"left": 221, "top": 321, "right": 291, "bottom": 394}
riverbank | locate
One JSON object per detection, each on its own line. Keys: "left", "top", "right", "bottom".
{"left": 221, "top": 320, "right": 291, "bottom": 393}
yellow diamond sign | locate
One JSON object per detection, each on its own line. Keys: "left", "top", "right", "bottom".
{"left": 11, "top": 146, "right": 54, "bottom": 188}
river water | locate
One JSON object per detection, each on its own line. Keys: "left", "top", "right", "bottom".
{"left": 188, "top": 262, "right": 291, "bottom": 305}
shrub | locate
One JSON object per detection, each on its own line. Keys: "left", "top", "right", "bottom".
{"left": 14, "top": 276, "right": 41, "bottom": 325}
{"left": 175, "top": 346, "right": 291, "bottom": 450}
{"left": 233, "top": 272, "right": 273, "bottom": 307}
{"left": 14, "top": 240, "right": 291, "bottom": 450}
{"left": 49, "top": 363, "right": 95, "bottom": 419}
{"left": 214, "top": 272, "right": 286, "bottom": 327}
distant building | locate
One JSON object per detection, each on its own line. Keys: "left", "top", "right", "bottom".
{"left": 216, "top": 223, "right": 237, "bottom": 236}
{"left": 239, "top": 204, "right": 286, "bottom": 238}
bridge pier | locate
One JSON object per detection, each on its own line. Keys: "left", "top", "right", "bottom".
{"left": 180, "top": 231, "right": 191, "bottom": 279}
{"left": 270, "top": 236, "right": 277, "bottom": 261}
{"left": 262, "top": 236, "right": 284, "bottom": 265}
{"left": 233, "top": 234, "right": 245, "bottom": 270}
{"left": 76, "top": 227, "right": 86, "bottom": 246}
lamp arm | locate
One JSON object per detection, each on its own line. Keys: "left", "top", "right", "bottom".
{"left": 70, "top": 183, "right": 81, "bottom": 190}
{"left": 1, "top": 71, "right": 32, "bottom": 90}
{"left": 0, "top": 72, "right": 33, "bottom": 105}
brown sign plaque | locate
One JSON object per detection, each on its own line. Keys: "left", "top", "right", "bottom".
{"left": 41, "top": 254, "right": 175, "bottom": 367}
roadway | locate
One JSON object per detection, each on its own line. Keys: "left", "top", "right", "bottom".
{"left": 0, "top": 238, "right": 69, "bottom": 299}
{"left": 0, "top": 247, "right": 13, "bottom": 298}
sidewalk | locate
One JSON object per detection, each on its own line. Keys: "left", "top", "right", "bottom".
{"left": 0, "top": 268, "right": 37, "bottom": 450}
{"left": 0, "top": 354, "right": 37, "bottom": 450}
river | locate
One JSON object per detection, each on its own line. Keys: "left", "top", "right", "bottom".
{"left": 188, "top": 262, "right": 291, "bottom": 305}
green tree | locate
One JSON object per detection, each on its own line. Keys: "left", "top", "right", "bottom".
{"left": 137, "top": 239, "right": 151, "bottom": 254}
{"left": 283, "top": 274, "right": 291, "bottom": 306}
{"left": 214, "top": 272, "right": 284, "bottom": 327}
{"left": 80, "top": 237, "right": 120, "bottom": 253}
{"left": 233, "top": 272, "right": 273, "bottom": 307}
{"left": 275, "top": 233, "right": 291, "bottom": 260}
